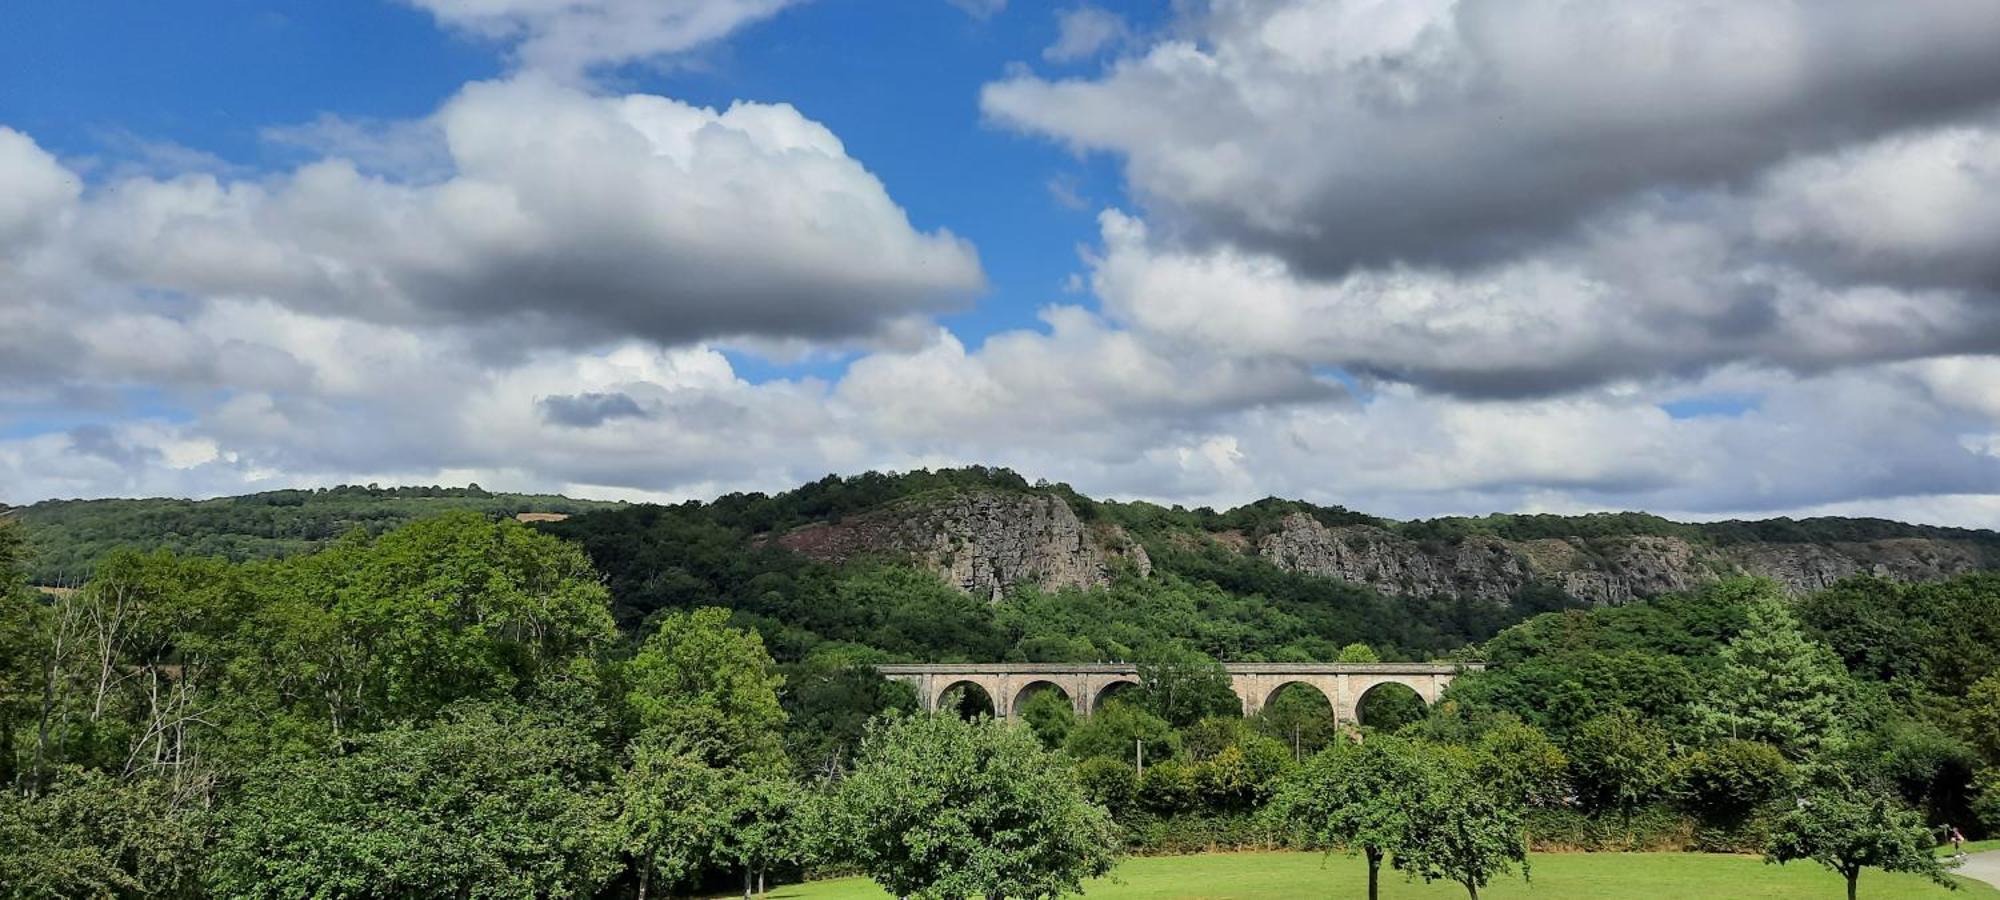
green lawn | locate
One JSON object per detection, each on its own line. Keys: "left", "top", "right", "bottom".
{"left": 753, "top": 850, "right": 2000, "bottom": 899}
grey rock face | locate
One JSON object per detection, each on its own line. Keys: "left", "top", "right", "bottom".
{"left": 1257, "top": 516, "right": 1529, "bottom": 604}
{"left": 776, "top": 490, "right": 1128, "bottom": 601}
{"left": 1257, "top": 512, "right": 1989, "bottom": 605}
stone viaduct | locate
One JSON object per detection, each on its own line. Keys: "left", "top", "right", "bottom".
{"left": 875, "top": 662, "right": 1484, "bottom": 725}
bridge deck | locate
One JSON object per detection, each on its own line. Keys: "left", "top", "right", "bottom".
{"left": 874, "top": 662, "right": 1482, "bottom": 675}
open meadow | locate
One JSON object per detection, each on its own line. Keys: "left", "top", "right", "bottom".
{"left": 760, "top": 851, "right": 2000, "bottom": 900}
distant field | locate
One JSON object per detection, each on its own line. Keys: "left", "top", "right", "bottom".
{"left": 754, "top": 850, "right": 1999, "bottom": 899}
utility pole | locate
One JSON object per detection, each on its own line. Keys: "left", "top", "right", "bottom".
{"left": 1135, "top": 737, "right": 1145, "bottom": 777}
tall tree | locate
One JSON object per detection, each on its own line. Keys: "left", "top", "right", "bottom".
{"left": 1697, "top": 584, "right": 1851, "bottom": 756}
{"left": 615, "top": 739, "right": 729, "bottom": 900}
{"left": 624, "top": 607, "right": 787, "bottom": 771}
{"left": 1766, "top": 784, "right": 1955, "bottom": 900}
{"left": 835, "top": 715, "right": 1120, "bottom": 900}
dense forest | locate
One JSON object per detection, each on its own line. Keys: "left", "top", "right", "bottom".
{"left": 2, "top": 484, "right": 621, "bottom": 584}
{"left": 2, "top": 469, "right": 1997, "bottom": 897}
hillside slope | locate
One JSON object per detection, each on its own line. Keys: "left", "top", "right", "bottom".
{"left": 722, "top": 473, "right": 1998, "bottom": 606}
{"left": 6, "top": 485, "right": 621, "bottom": 584}
{"left": 9, "top": 468, "right": 1996, "bottom": 610}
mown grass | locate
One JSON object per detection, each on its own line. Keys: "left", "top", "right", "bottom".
{"left": 752, "top": 850, "right": 2000, "bottom": 899}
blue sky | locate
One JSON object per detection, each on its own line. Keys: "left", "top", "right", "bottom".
{"left": 3, "top": 0, "right": 1999, "bottom": 526}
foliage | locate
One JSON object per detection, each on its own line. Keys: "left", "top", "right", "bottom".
{"left": 1134, "top": 644, "right": 1242, "bottom": 727}
{"left": 1268, "top": 736, "right": 1423, "bottom": 900}
{"left": 776, "top": 659, "right": 919, "bottom": 775}
{"left": 1392, "top": 748, "right": 1532, "bottom": 900}
{"left": 11, "top": 484, "right": 617, "bottom": 584}
{"left": 624, "top": 607, "right": 787, "bottom": 770}
{"left": 1356, "top": 683, "right": 1429, "bottom": 732}
{"left": 1475, "top": 721, "right": 1572, "bottom": 810}
{"left": 1567, "top": 709, "right": 1673, "bottom": 814}
{"left": 1968, "top": 673, "right": 2000, "bottom": 766}
{"left": 1675, "top": 740, "right": 1794, "bottom": 820}
{"left": 210, "top": 702, "right": 620, "bottom": 899}
{"left": 1250, "top": 682, "right": 1340, "bottom": 759}
{"left": 0, "top": 767, "right": 210, "bottom": 898}
{"left": 834, "top": 714, "right": 1121, "bottom": 900}
{"left": 1695, "top": 584, "right": 1852, "bottom": 756}
{"left": 1065, "top": 699, "right": 1176, "bottom": 765}
{"left": 614, "top": 739, "right": 731, "bottom": 898}
{"left": 1019, "top": 686, "right": 1078, "bottom": 749}
{"left": 1765, "top": 784, "right": 1955, "bottom": 900}
{"left": 1974, "top": 769, "right": 2000, "bottom": 834}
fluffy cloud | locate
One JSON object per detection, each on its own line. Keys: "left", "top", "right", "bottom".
{"left": 407, "top": 0, "right": 799, "bottom": 75}
{"left": 1044, "top": 7, "right": 1128, "bottom": 63}
{"left": 0, "top": 128, "right": 77, "bottom": 250}
{"left": 5, "top": 0, "right": 2000, "bottom": 531}
{"left": 56, "top": 78, "right": 982, "bottom": 359}
{"left": 984, "top": 0, "right": 2000, "bottom": 274}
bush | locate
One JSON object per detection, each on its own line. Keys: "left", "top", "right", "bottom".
{"left": 1138, "top": 760, "right": 1200, "bottom": 814}
{"left": 1676, "top": 739, "right": 1794, "bottom": 821}
{"left": 1075, "top": 757, "right": 1138, "bottom": 816}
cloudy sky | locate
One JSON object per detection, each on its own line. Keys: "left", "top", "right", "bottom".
{"left": 4, "top": 0, "right": 2000, "bottom": 525}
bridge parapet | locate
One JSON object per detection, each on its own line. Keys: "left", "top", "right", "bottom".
{"left": 875, "top": 661, "right": 1484, "bottom": 723}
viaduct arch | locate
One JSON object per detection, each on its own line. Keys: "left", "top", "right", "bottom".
{"left": 875, "top": 662, "right": 1483, "bottom": 725}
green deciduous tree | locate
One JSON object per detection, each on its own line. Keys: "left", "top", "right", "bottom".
{"left": 1475, "top": 720, "right": 1571, "bottom": 810}
{"left": 1964, "top": 672, "right": 2000, "bottom": 766}
{"left": 615, "top": 739, "right": 729, "bottom": 900}
{"left": 1064, "top": 698, "right": 1175, "bottom": 764}
{"left": 834, "top": 714, "right": 1120, "bottom": 900}
{"left": 1337, "top": 642, "right": 1382, "bottom": 663}
{"left": 1766, "top": 784, "right": 1954, "bottom": 900}
{"left": 1268, "top": 736, "right": 1422, "bottom": 900}
{"left": 1393, "top": 751, "right": 1531, "bottom": 900}
{"left": 1134, "top": 644, "right": 1242, "bottom": 728}
{"left": 211, "top": 702, "right": 619, "bottom": 899}
{"left": 1018, "top": 686, "right": 1077, "bottom": 749}
{"left": 625, "top": 607, "right": 787, "bottom": 770}
{"left": 0, "top": 767, "right": 210, "bottom": 898}
{"left": 1568, "top": 708, "right": 1673, "bottom": 815}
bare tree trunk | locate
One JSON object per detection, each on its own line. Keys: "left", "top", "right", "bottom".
{"left": 637, "top": 864, "right": 650, "bottom": 900}
{"left": 1365, "top": 848, "right": 1381, "bottom": 900}
{"left": 1846, "top": 869, "right": 1858, "bottom": 900}
{"left": 744, "top": 868, "right": 753, "bottom": 900}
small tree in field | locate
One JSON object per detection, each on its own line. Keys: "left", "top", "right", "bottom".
{"left": 835, "top": 714, "right": 1120, "bottom": 900}
{"left": 1268, "top": 736, "right": 1421, "bottom": 900}
{"left": 1766, "top": 785, "right": 1955, "bottom": 900}
{"left": 1394, "top": 749, "right": 1530, "bottom": 900}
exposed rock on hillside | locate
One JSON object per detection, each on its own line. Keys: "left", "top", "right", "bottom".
{"left": 1257, "top": 512, "right": 1990, "bottom": 605}
{"left": 776, "top": 490, "right": 1146, "bottom": 601}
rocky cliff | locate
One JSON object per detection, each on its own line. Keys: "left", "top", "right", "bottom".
{"left": 775, "top": 490, "right": 1149, "bottom": 601}
{"left": 1257, "top": 512, "right": 1991, "bottom": 605}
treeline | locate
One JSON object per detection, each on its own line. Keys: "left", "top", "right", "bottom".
{"left": 8, "top": 484, "right": 619, "bottom": 584}
{"left": 4, "top": 512, "right": 1991, "bottom": 899}
{"left": 22, "top": 465, "right": 1995, "bottom": 590}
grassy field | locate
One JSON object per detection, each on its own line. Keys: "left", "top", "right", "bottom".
{"left": 754, "top": 850, "right": 2000, "bottom": 899}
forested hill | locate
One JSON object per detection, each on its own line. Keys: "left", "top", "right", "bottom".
{"left": 4, "top": 484, "right": 620, "bottom": 584}
{"left": 12, "top": 467, "right": 1998, "bottom": 659}
{"left": 513, "top": 467, "right": 1998, "bottom": 662}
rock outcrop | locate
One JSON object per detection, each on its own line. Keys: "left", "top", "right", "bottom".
{"left": 776, "top": 490, "right": 1146, "bottom": 601}
{"left": 1257, "top": 512, "right": 1990, "bottom": 605}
